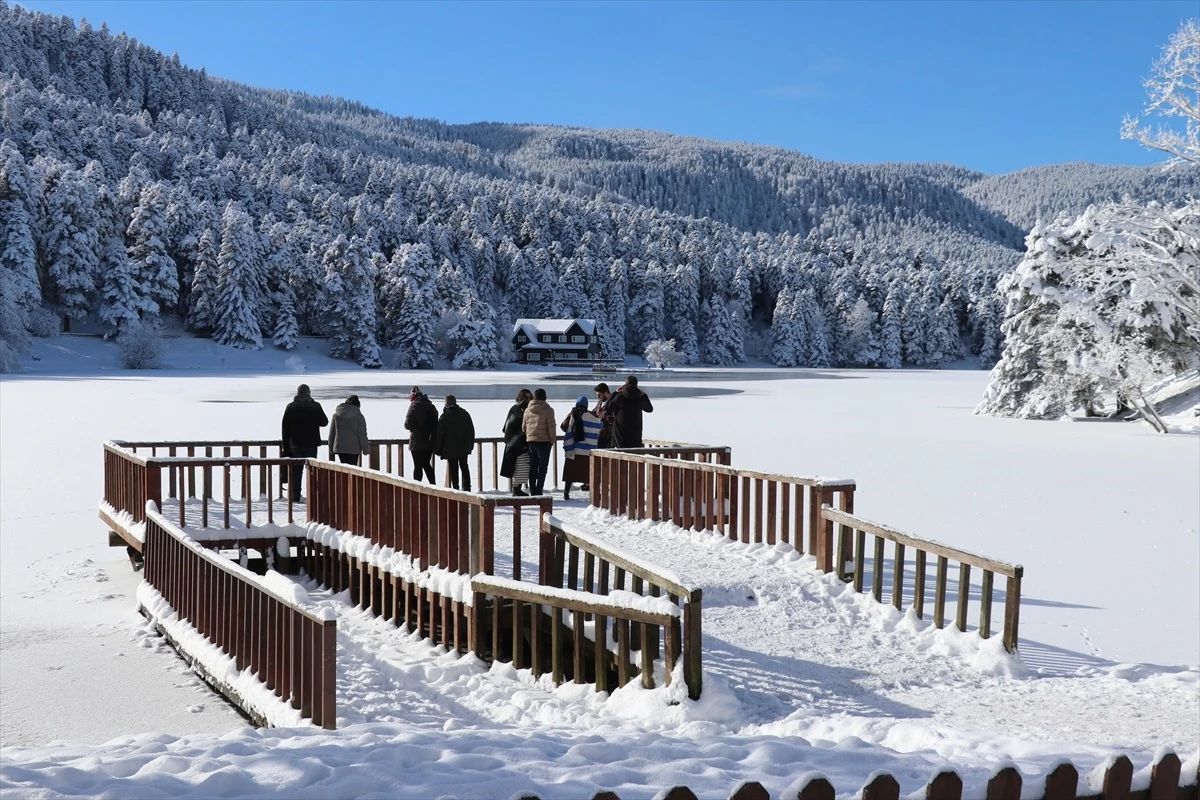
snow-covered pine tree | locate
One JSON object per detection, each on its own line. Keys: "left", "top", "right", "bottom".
{"left": 627, "top": 259, "right": 665, "bottom": 353}
{"left": 187, "top": 215, "right": 219, "bottom": 332}
{"left": 126, "top": 182, "right": 179, "bottom": 318}
{"left": 41, "top": 164, "right": 99, "bottom": 321}
{"left": 0, "top": 141, "right": 42, "bottom": 314}
{"left": 212, "top": 201, "right": 263, "bottom": 350}
{"left": 603, "top": 258, "right": 628, "bottom": 358}
{"left": 390, "top": 242, "right": 437, "bottom": 369}
{"left": 272, "top": 286, "right": 300, "bottom": 350}
{"left": 843, "top": 296, "right": 880, "bottom": 366}
{"left": 770, "top": 285, "right": 804, "bottom": 367}
{"left": 447, "top": 292, "right": 499, "bottom": 369}
{"left": 795, "top": 288, "right": 831, "bottom": 367}
{"left": 321, "top": 234, "right": 381, "bottom": 367}
{"left": 879, "top": 285, "right": 903, "bottom": 369}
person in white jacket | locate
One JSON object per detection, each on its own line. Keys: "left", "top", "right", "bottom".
{"left": 328, "top": 394, "right": 370, "bottom": 466}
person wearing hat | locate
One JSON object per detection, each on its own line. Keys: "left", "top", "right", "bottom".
{"left": 592, "top": 382, "right": 613, "bottom": 449}
{"left": 434, "top": 394, "right": 476, "bottom": 492}
{"left": 605, "top": 375, "right": 653, "bottom": 449}
{"left": 560, "top": 395, "right": 602, "bottom": 501}
{"left": 404, "top": 386, "right": 438, "bottom": 484}
{"left": 281, "top": 383, "right": 328, "bottom": 499}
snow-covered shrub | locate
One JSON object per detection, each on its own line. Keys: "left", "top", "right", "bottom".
{"left": 117, "top": 320, "right": 165, "bottom": 369}
{"left": 27, "top": 307, "right": 60, "bottom": 338}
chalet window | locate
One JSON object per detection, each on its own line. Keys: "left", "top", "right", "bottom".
{"left": 557, "top": 335, "right": 567, "bottom": 343}
{"left": 565, "top": 352, "right": 577, "bottom": 359}
{"left": 527, "top": 352, "right": 541, "bottom": 361}
{"left": 517, "top": 334, "right": 527, "bottom": 343}
{"left": 589, "top": 335, "right": 598, "bottom": 343}
{"left": 541, "top": 334, "right": 552, "bottom": 343}
{"left": 571, "top": 335, "right": 585, "bottom": 343}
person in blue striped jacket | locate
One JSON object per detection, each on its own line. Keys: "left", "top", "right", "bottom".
{"left": 560, "top": 395, "right": 602, "bottom": 501}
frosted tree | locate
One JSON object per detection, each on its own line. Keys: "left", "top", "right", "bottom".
{"left": 40, "top": 165, "right": 99, "bottom": 321}
{"left": 0, "top": 141, "right": 41, "bottom": 313}
{"left": 879, "top": 285, "right": 903, "bottom": 369}
{"left": 627, "top": 260, "right": 665, "bottom": 353}
{"left": 272, "top": 286, "right": 300, "bottom": 350}
{"left": 843, "top": 296, "right": 880, "bottom": 366}
{"left": 795, "top": 289, "right": 830, "bottom": 367}
{"left": 126, "top": 182, "right": 178, "bottom": 318}
{"left": 644, "top": 338, "right": 684, "bottom": 369}
{"left": 447, "top": 292, "right": 499, "bottom": 369}
{"left": 212, "top": 202, "right": 263, "bottom": 350}
{"left": 0, "top": 268, "right": 31, "bottom": 372}
{"left": 187, "top": 221, "right": 220, "bottom": 332}
{"left": 390, "top": 242, "right": 437, "bottom": 369}
{"left": 770, "top": 285, "right": 804, "bottom": 367}
{"left": 603, "top": 258, "right": 628, "bottom": 358}
{"left": 321, "top": 234, "right": 382, "bottom": 367}
{"left": 700, "top": 293, "right": 738, "bottom": 365}
{"left": 1121, "top": 19, "right": 1200, "bottom": 166}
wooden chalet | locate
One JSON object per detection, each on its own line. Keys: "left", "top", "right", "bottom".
{"left": 512, "top": 318, "right": 601, "bottom": 364}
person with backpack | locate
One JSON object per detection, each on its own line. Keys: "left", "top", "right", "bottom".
{"left": 560, "top": 395, "right": 601, "bottom": 500}
{"left": 404, "top": 386, "right": 438, "bottom": 484}
{"left": 435, "top": 394, "right": 476, "bottom": 492}
{"left": 328, "top": 394, "right": 370, "bottom": 466}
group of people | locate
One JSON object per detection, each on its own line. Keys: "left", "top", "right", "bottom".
{"left": 501, "top": 375, "right": 653, "bottom": 499}
{"left": 279, "top": 374, "right": 655, "bottom": 501}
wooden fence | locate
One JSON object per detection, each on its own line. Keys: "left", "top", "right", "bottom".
{"left": 822, "top": 506, "right": 1024, "bottom": 652}
{"left": 142, "top": 505, "right": 336, "bottom": 728}
{"left": 305, "top": 460, "right": 552, "bottom": 582}
{"left": 588, "top": 449, "right": 856, "bottom": 573}
{"left": 536, "top": 752, "right": 1195, "bottom": 800}
{"left": 537, "top": 515, "right": 703, "bottom": 699}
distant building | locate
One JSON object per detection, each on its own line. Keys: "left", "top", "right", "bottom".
{"left": 512, "top": 318, "right": 601, "bottom": 364}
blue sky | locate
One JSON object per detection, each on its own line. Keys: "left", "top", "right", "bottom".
{"left": 19, "top": 0, "right": 1195, "bottom": 174}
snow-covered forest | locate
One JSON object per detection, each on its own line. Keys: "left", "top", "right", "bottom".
{"left": 1, "top": 2, "right": 1197, "bottom": 371}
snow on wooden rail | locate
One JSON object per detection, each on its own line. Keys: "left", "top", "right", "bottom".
{"left": 141, "top": 503, "right": 337, "bottom": 729}
{"left": 822, "top": 505, "right": 1025, "bottom": 652}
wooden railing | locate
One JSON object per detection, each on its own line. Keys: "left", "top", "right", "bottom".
{"left": 537, "top": 515, "right": 703, "bottom": 699}
{"left": 305, "top": 460, "right": 552, "bottom": 582}
{"left": 470, "top": 575, "right": 684, "bottom": 696}
{"left": 103, "top": 442, "right": 160, "bottom": 529}
{"left": 634, "top": 440, "right": 733, "bottom": 465}
{"left": 510, "top": 752, "right": 1195, "bottom": 800}
{"left": 822, "top": 506, "right": 1024, "bottom": 652}
{"left": 369, "top": 436, "right": 562, "bottom": 492}
{"left": 142, "top": 505, "right": 336, "bottom": 728}
{"left": 589, "top": 449, "right": 856, "bottom": 573}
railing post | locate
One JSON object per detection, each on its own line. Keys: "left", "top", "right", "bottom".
{"left": 683, "top": 588, "right": 703, "bottom": 701}
{"left": 143, "top": 462, "right": 162, "bottom": 525}
{"left": 1003, "top": 567, "right": 1023, "bottom": 653}
{"left": 369, "top": 443, "right": 380, "bottom": 471}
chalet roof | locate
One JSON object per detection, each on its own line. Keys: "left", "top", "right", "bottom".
{"left": 513, "top": 318, "right": 597, "bottom": 336}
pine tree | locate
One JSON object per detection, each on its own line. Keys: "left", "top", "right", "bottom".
{"left": 126, "top": 182, "right": 178, "bottom": 318}
{"left": 603, "top": 258, "right": 628, "bottom": 358}
{"left": 41, "top": 165, "right": 99, "bottom": 320}
{"left": 844, "top": 296, "right": 880, "bottom": 366}
{"left": 770, "top": 285, "right": 804, "bottom": 367}
{"left": 390, "top": 242, "right": 437, "bottom": 369}
{"left": 321, "top": 234, "right": 382, "bottom": 367}
{"left": 879, "top": 286, "right": 903, "bottom": 369}
{"left": 448, "top": 292, "right": 499, "bottom": 369}
{"left": 187, "top": 221, "right": 219, "bottom": 332}
{"left": 212, "top": 202, "right": 263, "bottom": 350}
{"left": 0, "top": 141, "right": 42, "bottom": 314}
{"left": 272, "top": 286, "right": 300, "bottom": 350}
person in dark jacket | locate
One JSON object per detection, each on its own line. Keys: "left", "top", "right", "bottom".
{"left": 328, "top": 394, "right": 369, "bottom": 466}
{"left": 605, "top": 375, "right": 654, "bottom": 449}
{"left": 435, "top": 394, "right": 475, "bottom": 492}
{"left": 592, "top": 382, "right": 613, "bottom": 448}
{"left": 281, "top": 383, "right": 328, "bottom": 498}
{"left": 404, "top": 386, "right": 438, "bottom": 484}
{"left": 500, "top": 389, "right": 533, "bottom": 496}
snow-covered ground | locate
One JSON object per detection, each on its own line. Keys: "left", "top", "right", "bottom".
{"left": 1, "top": 334, "right": 1197, "bottom": 798}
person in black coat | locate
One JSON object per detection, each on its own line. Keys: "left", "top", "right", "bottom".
{"left": 605, "top": 375, "right": 654, "bottom": 449}
{"left": 281, "top": 383, "right": 328, "bottom": 498}
{"left": 500, "top": 388, "right": 533, "bottom": 495}
{"left": 404, "top": 386, "right": 438, "bottom": 484}
{"left": 435, "top": 395, "right": 475, "bottom": 492}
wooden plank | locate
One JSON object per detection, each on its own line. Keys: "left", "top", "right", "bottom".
{"left": 1148, "top": 753, "right": 1181, "bottom": 800}
{"left": 766, "top": 480, "right": 777, "bottom": 546}
{"left": 551, "top": 605, "right": 562, "bottom": 685}
{"left": 530, "top": 600, "right": 542, "bottom": 677}
{"left": 926, "top": 771, "right": 963, "bottom": 800}
{"left": 987, "top": 767, "right": 1021, "bottom": 800}
{"left": 1102, "top": 755, "right": 1133, "bottom": 800}
{"left": 1003, "top": 569, "right": 1023, "bottom": 653}
{"left": 1043, "top": 762, "right": 1078, "bottom": 800}
{"left": 594, "top": 613, "right": 608, "bottom": 693}
{"left": 871, "top": 535, "right": 885, "bottom": 602}
{"left": 862, "top": 773, "right": 900, "bottom": 800}
{"left": 572, "top": 609, "right": 586, "bottom": 684}
{"left": 616, "top": 618, "right": 630, "bottom": 687}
